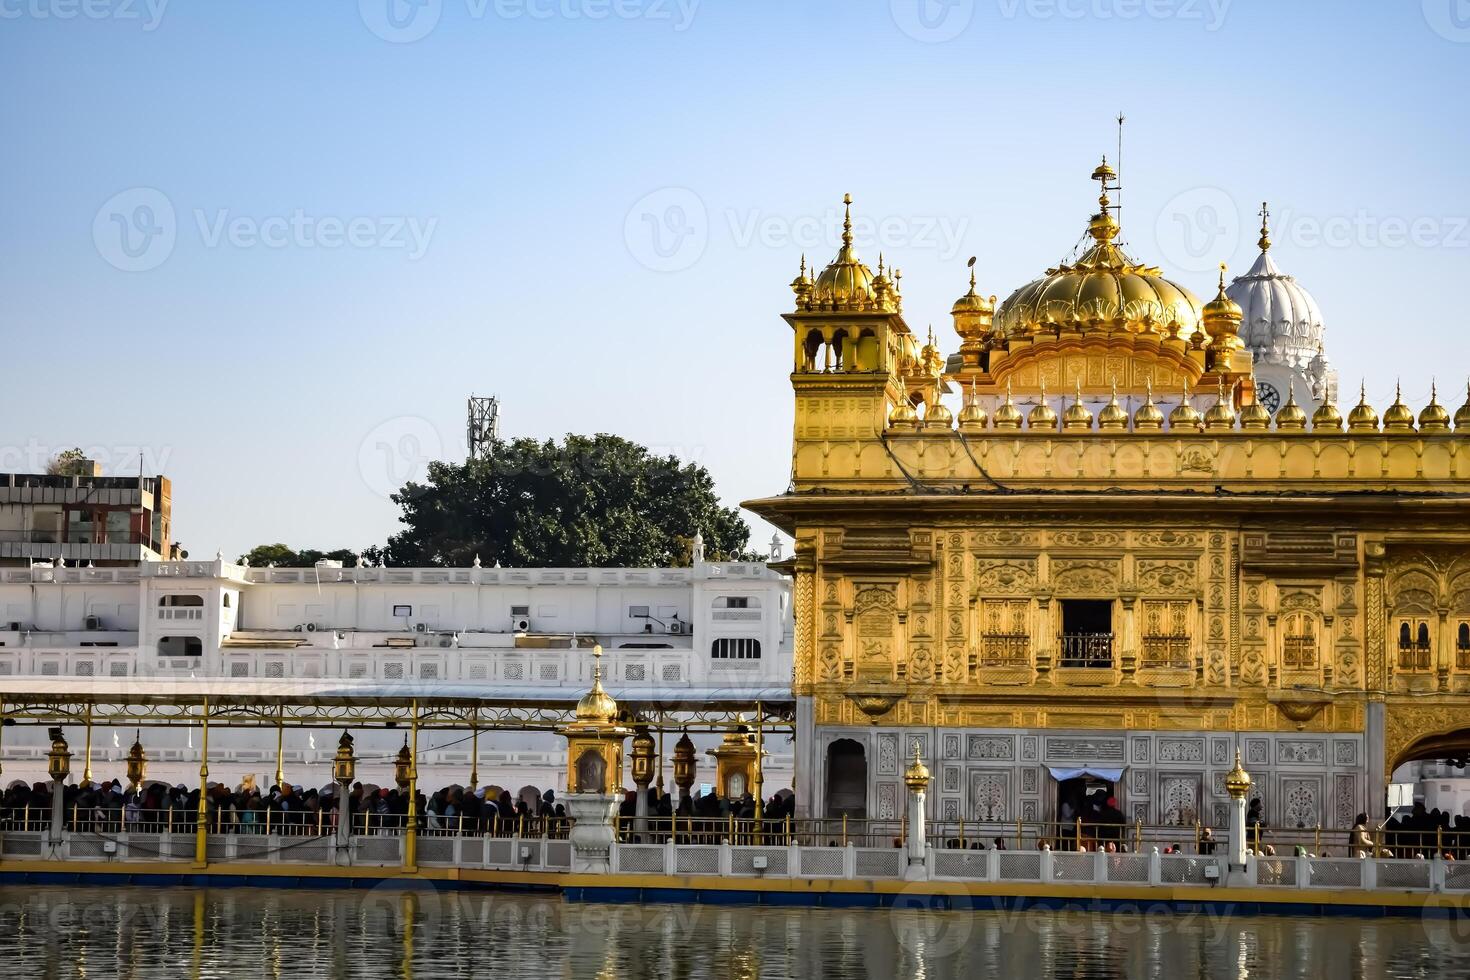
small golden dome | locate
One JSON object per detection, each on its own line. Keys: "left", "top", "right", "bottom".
{"left": 789, "top": 254, "right": 812, "bottom": 303}
{"left": 1224, "top": 748, "right": 1252, "bottom": 799}
{"left": 903, "top": 743, "right": 931, "bottom": 790}
{"left": 1419, "top": 382, "right": 1452, "bottom": 432}
{"left": 888, "top": 398, "right": 919, "bottom": 430}
{"left": 1275, "top": 382, "right": 1308, "bottom": 431}
{"left": 575, "top": 646, "right": 619, "bottom": 724}
{"left": 1312, "top": 399, "right": 1344, "bottom": 431}
{"left": 1202, "top": 264, "right": 1244, "bottom": 324}
{"left": 924, "top": 399, "right": 954, "bottom": 430}
{"left": 1383, "top": 382, "right": 1416, "bottom": 431}
{"left": 958, "top": 381, "right": 988, "bottom": 431}
{"left": 1239, "top": 398, "right": 1272, "bottom": 430}
{"left": 808, "top": 195, "right": 879, "bottom": 312}
{"left": 1061, "top": 382, "right": 1094, "bottom": 431}
{"left": 1455, "top": 382, "right": 1470, "bottom": 431}
{"left": 1203, "top": 381, "right": 1236, "bottom": 431}
{"left": 1347, "top": 383, "right": 1379, "bottom": 432}
{"left": 1169, "top": 385, "right": 1202, "bottom": 431}
{"left": 1133, "top": 381, "right": 1165, "bottom": 431}
{"left": 1028, "top": 383, "right": 1058, "bottom": 430}
{"left": 1098, "top": 383, "right": 1129, "bottom": 430}
{"left": 951, "top": 264, "right": 996, "bottom": 316}
{"left": 993, "top": 383, "right": 1024, "bottom": 430}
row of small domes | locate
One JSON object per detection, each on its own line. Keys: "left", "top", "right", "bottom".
{"left": 889, "top": 383, "right": 1470, "bottom": 434}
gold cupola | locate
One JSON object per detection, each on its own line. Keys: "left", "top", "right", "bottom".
{"left": 1169, "top": 384, "right": 1202, "bottom": 431}
{"left": 1098, "top": 382, "right": 1130, "bottom": 430}
{"left": 1132, "top": 381, "right": 1165, "bottom": 431}
{"left": 993, "top": 382, "right": 1024, "bottom": 430}
{"left": 1419, "top": 382, "right": 1452, "bottom": 432}
{"left": 1203, "top": 263, "right": 1246, "bottom": 372}
{"left": 1203, "top": 380, "right": 1236, "bottom": 431}
{"left": 1062, "top": 382, "right": 1094, "bottom": 431}
{"left": 1383, "top": 382, "right": 1416, "bottom": 432}
{"left": 1455, "top": 382, "right": 1470, "bottom": 431}
{"left": 575, "top": 645, "right": 620, "bottom": 724}
{"left": 1028, "top": 381, "right": 1058, "bottom": 430}
{"left": 1347, "top": 383, "right": 1380, "bottom": 432}
{"left": 1312, "top": 397, "right": 1344, "bottom": 431}
{"left": 994, "top": 160, "right": 1206, "bottom": 343}
{"left": 924, "top": 396, "right": 954, "bottom": 430}
{"left": 1239, "top": 398, "right": 1272, "bottom": 430}
{"left": 1275, "top": 381, "right": 1308, "bottom": 431}
{"left": 804, "top": 194, "right": 882, "bottom": 313}
{"left": 789, "top": 254, "right": 813, "bottom": 307}
{"left": 958, "top": 380, "right": 988, "bottom": 432}
{"left": 888, "top": 397, "right": 919, "bottom": 430}
{"left": 951, "top": 260, "right": 996, "bottom": 349}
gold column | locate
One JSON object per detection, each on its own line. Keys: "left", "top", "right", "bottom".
{"left": 194, "top": 697, "right": 210, "bottom": 869}
{"left": 274, "top": 702, "right": 285, "bottom": 788}
{"left": 1438, "top": 608, "right": 1452, "bottom": 692}
{"left": 469, "top": 708, "right": 479, "bottom": 789}
{"left": 403, "top": 700, "right": 419, "bottom": 872}
{"left": 82, "top": 704, "right": 93, "bottom": 785}
{"left": 754, "top": 703, "right": 765, "bottom": 820}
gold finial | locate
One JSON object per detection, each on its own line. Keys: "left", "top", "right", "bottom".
{"left": 904, "top": 742, "right": 930, "bottom": 788}
{"left": 1348, "top": 379, "right": 1380, "bottom": 432}
{"left": 841, "top": 192, "right": 854, "bottom": 248}
{"left": 1384, "top": 380, "right": 1415, "bottom": 431}
{"left": 1420, "top": 379, "right": 1452, "bottom": 431}
{"left": 1225, "top": 748, "right": 1252, "bottom": 799}
{"left": 1133, "top": 378, "right": 1164, "bottom": 431}
{"left": 1258, "top": 202, "right": 1272, "bottom": 252}
{"left": 1218, "top": 262, "right": 1227, "bottom": 291}
{"left": 591, "top": 643, "right": 603, "bottom": 682}
{"left": 1276, "top": 378, "right": 1308, "bottom": 431}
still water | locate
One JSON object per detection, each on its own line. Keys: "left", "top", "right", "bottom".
{"left": 0, "top": 884, "right": 1467, "bottom": 979}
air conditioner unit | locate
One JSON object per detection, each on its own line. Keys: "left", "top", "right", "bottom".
{"left": 4, "top": 622, "right": 19, "bottom": 632}
{"left": 84, "top": 615, "right": 103, "bottom": 631}
{"left": 511, "top": 616, "right": 531, "bottom": 632}
{"left": 305, "top": 622, "right": 319, "bottom": 632}
{"left": 666, "top": 622, "right": 685, "bottom": 635}
{"left": 414, "top": 623, "right": 428, "bottom": 633}
{"left": 438, "top": 637, "right": 452, "bottom": 648}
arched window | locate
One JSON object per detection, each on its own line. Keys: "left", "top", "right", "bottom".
{"left": 1458, "top": 623, "right": 1470, "bottom": 670}
{"left": 826, "top": 739, "right": 867, "bottom": 819}
{"left": 222, "top": 594, "right": 232, "bottom": 609}
{"left": 711, "top": 638, "right": 761, "bottom": 660}
{"left": 159, "top": 594, "right": 204, "bottom": 607}
{"left": 1400, "top": 623, "right": 1414, "bottom": 650}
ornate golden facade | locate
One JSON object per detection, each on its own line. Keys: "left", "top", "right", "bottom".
{"left": 749, "top": 166, "right": 1470, "bottom": 829}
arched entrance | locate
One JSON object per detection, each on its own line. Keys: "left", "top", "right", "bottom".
{"left": 825, "top": 739, "right": 867, "bottom": 818}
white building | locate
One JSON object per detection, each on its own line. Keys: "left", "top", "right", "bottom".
{"left": 0, "top": 554, "right": 793, "bottom": 796}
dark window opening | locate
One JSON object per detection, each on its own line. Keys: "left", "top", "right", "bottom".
{"left": 1059, "top": 600, "right": 1114, "bottom": 668}
{"left": 158, "top": 636, "right": 202, "bottom": 658}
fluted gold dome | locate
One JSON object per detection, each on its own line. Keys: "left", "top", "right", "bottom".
{"left": 1098, "top": 384, "right": 1129, "bottom": 430}
{"left": 1312, "top": 400, "right": 1343, "bottom": 431}
{"left": 952, "top": 266, "right": 996, "bottom": 316}
{"left": 1169, "top": 386, "right": 1202, "bottom": 430}
{"left": 888, "top": 398, "right": 919, "bottom": 429}
{"left": 1203, "top": 383, "right": 1236, "bottom": 431}
{"left": 1133, "top": 382, "right": 1165, "bottom": 431}
{"left": 995, "top": 165, "right": 1205, "bottom": 341}
{"left": 1420, "top": 383, "right": 1451, "bottom": 432}
{"left": 1028, "top": 385, "right": 1058, "bottom": 430}
{"left": 958, "top": 382, "right": 988, "bottom": 431}
{"left": 805, "top": 195, "right": 882, "bottom": 312}
{"left": 1347, "top": 384, "right": 1379, "bottom": 432}
{"left": 1062, "top": 383, "right": 1093, "bottom": 431}
{"left": 1383, "top": 383, "right": 1416, "bottom": 431}
{"left": 1456, "top": 383, "right": 1470, "bottom": 431}
{"left": 993, "top": 384, "right": 1023, "bottom": 430}
{"left": 1276, "top": 383, "right": 1308, "bottom": 431}
{"left": 1239, "top": 400, "right": 1271, "bottom": 430}
{"left": 575, "top": 646, "right": 619, "bottom": 724}
{"left": 924, "top": 400, "right": 954, "bottom": 429}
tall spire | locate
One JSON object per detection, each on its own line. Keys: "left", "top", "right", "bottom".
{"left": 1258, "top": 202, "right": 1272, "bottom": 253}
{"left": 841, "top": 192, "right": 854, "bottom": 250}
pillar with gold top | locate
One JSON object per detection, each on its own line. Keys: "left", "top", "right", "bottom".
{"left": 672, "top": 731, "right": 698, "bottom": 808}
{"left": 706, "top": 716, "right": 765, "bottom": 804}
{"left": 903, "top": 744, "right": 931, "bottom": 880}
{"left": 332, "top": 731, "right": 357, "bottom": 861}
{"left": 1225, "top": 748, "right": 1252, "bottom": 875}
{"left": 558, "top": 645, "right": 630, "bottom": 873}
{"left": 630, "top": 725, "right": 656, "bottom": 837}
{"left": 125, "top": 731, "right": 147, "bottom": 792}
{"left": 46, "top": 727, "right": 71, "bottom": 850}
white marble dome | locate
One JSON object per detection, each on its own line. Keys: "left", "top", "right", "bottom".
{"left": 1225, "top": 247, "right": 1325, "bottom": 371}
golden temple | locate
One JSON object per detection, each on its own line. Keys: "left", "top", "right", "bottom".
{"left": 747, "top": 161, "right": 1470, "bottom": 830}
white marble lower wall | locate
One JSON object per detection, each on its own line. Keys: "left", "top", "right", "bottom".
{"left": 812, "top": 726, "right": 1368, "bottom": 832}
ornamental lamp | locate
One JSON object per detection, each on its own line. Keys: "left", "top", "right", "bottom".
{"left": 393, "top": 737, "right": 412, "bottom": 789}
{"left": 125, "top": 731, "right": 148, "bottom": 790}
{"left": 46, "top": 727, "right": 72, "bottom": 783}
{"left": 672, "top": 731, "right": 697, "bottom": 792}
{"left": 630, "top": 728, "right": 656, "bottom": 786}
{"left": 333, "top": 731, "right": 357, "bottom": 785}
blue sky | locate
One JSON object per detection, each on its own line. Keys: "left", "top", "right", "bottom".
{"left": 2, "top": 0, "right": 1468, "bottom": 559}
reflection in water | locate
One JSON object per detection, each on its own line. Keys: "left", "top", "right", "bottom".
{"left": 0, "top": 885, "right": 1465, "bottom": 979}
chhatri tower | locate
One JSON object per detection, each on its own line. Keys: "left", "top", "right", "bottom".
{"left": 748, "top": 161, "right": 1470, "bottom": 829}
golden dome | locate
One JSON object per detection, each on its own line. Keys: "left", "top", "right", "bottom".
{"left": 1383, "top": 382, "right": 1416, "bottom": 431}
{"left": 1347, "top": 383, "right": 1379, "bottom": 432}
{"left": 1275, "top": 382, "right": 1308, "bottom": 431}
{"left": 958, "top": 381, "right": 988, "bottom": 431}
{"left": 903, "top": 743, "right": 931, "bottom": 790}
{"left": 1239, "top": 397, "right": 1272, "bottom": 430}
{"left": 888, "top": 398, "right": 919, "bottom": 429}
{"left": 1202, "top": 264, "right": 1244, "bottom": 324}
{"left": 1224, "top": 749, "right": 1252, "bottom": 799}
{"left": 952, "top": 265, "right": 996, "bottom": 316}
{"left": 806, "top": 195, "right": 880, "bottom": 312}
{"left": 1098, "top": 383, "right": 1129, "bottom": 430}
{"left": 1455, "top": 383, "right": 1470, "bottom": 431}
{"left": 1062, "top": 383, "right": 1094, "bottom": 431}
{"left": 1133, "top": 381, "right": 1165, "bottom": 431}
{"left": 1169, "top": 385, "right": 1202, "bottom": 431}
{"left": 1312, "top": 399, "right": 1344, "bottom": 431}
{"left": 1419, "top": 382, "right": 1452, "bottom": 432}
{"left": 1203, "top": 382, "right": 1236, "bottom": 431}
{"left": 993, "top": 383, "right": 1024, "bottom": 430}
{"left": 995, "top": 164, "right": 1205, "bottom": 341}
{"left": 575, "top": 646, "right": 619, "bottom": 724}
{"left": 1028, "top": 382, "right": 1058, "bottom": 430}
{"left": 923, "top": 399, "right": 954, "bottom": 430}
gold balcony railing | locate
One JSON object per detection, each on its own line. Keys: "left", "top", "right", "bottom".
{"left": 1139, "top": 635, "right": 1191, "bottom": 669}
{"left": 980, "top": 633, "right": 1030, "bottom": 666}
{"left": 1058, "top": 633, "right": 1114, "bottom": 669}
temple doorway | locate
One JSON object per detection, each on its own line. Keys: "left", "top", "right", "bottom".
{"left": 1054, "top": 772, "right": 1125, "bottom": 848}
{"left": 825, "top": 739, "right": 867, "bottom": 818}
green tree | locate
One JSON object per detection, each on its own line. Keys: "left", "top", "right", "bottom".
{"left": 384, "top": 434, "right": 758, "bottom": 567}
{"left": 237, "top": 544, "right": 371, "bottom": 567}
{"left": 46, "top": 448, "right": 90, "bottom": 476}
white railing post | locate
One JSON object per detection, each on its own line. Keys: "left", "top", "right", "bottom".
{"left": 1433, "top": 855, "right": 1447, "bottom": 893}
{"left": 719, "top": 841, "right": 732, "bottom": 877}
{"left": 1363, "top": 857, "right": 1378, "bottom": 890}
{"left": 1039, "top": 848, "right": 1054, "bottom": 883}
{"left": 1148, "top": 847, "right": 1161, "bottom": 886}
{"left": 787, "top": 839, "right": 800, "bottom": 879}
{"left": 1296, "top": 856, "right": 1311, "bottom": 889}
{"left": 665, "top": 838, "right": 676, "bottom": 876}
{"left": 844, "top": 842, "right": 857, "bottom": 880}
{"left": 1094, "top": 849, "right": 1107, "bottom": 883}
{"left": 988, "top": 847, "right": 1001, "bottom": 881}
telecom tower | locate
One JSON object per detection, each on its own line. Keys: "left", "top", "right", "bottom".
{"left": 467, "top": 394, "right": 500, "bottom": 459}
